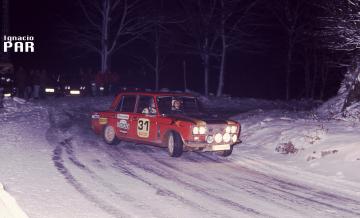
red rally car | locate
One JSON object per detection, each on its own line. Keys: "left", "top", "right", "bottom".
{"left": 91, "top": 91, "right": 241, "bottom": 157}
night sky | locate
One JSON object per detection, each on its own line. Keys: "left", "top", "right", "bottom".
{"left": 5, "top": 0, "right": 343, "bottom": 100}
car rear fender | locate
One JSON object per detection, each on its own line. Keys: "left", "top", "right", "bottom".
{"left": 91, "top": 112, "right": 110, "bottom": 134}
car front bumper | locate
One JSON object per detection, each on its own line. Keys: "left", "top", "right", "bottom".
{"left": 184, "top": 140, "right": 242, "bottom": 152}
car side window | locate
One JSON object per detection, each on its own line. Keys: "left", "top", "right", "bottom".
{"left": 137, "top": 95, "right": 157, "bottom": 114}
{"left": 117, "top": 95, "right": 136, "bottom": 112}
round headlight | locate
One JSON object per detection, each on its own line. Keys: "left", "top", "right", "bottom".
{"left": 232, "top": 134, "right": 238, "bottom": 143}
{"left": 223, "top": 133, "right": 231, "bottom": 143}
{"left": 199, "top": 126, "right": 206, "bottom": 134}
{"left": 192, "top": 126, "right": 199, "bottom": 134}
{"left": 231, "top": 126, "right": 237, "bottom": 134}
{"left": 225, "top": 126, "right": 231, "bottom": 133}
{"left": 206, "top": 135, "right": 214, "bottom": 144}
{"left": 214, "top": 133, "right": 222, "bottom": 143}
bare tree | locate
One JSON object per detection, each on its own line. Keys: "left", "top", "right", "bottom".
{"left": 136, "top": 1, "right": 176, "bottom": 91}
{"left": 136, "top": 17, "right": 167, "bottom": 91}
{"left": 178, "top": 0, "right": 219, "bottom": 96}
{"left": 321, "top": 0, "right": 360, "bottom": 52}
{"left": 320, "top": 0, "right": 360, "bottom": 109}
{"left": 63, "top": 0, "right": 150, "bottom": 74}
{"left": 216, "top": 0, "right": 260, "bottom": 96}
{"left": 270, "top": 0, "right": 309, "bottom": 100}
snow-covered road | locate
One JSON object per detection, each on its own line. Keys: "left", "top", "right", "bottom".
{"left": 1, "top": 97, "right": 360, "bottom": 218}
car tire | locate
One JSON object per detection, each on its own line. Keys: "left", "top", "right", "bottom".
{"left": 103, "top": 125, "right": 120, "bottom": 145}
{"left": 167, "top": 131, "right": 183, "bottom": 157}
{"left": 218, "top": 145, "right": 233, "bottom": 157}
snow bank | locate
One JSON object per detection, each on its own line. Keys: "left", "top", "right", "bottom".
{"left": 199, "top": 95, "right": 319, "bottom": 113}
{"left": 236, "top": 109, "right": 360, "bottom": 182}
{"left": 0, "top": 183, "right": 29, "bottom": 218}
{"left": 316, "top": 93, "right": 360, "bottom": 122}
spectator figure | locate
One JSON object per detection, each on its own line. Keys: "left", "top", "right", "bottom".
{"left": 15, "top": 66, "right": 27, "bottom": 98}
{"left": 0, "top": 87, "right": 3, "bottom": 108}
{"left": 39, "top": 69, "right": 48, "bottom": 98}
{"left": 80, "top": 68, "right": 90, "bottom": 96}
{"left": 24, "top": 70, "right": 34, "bottom": 100}
{"left": 108, "top": 71, "right": 120, "bottom": 95}
{"left": 95, "top": 71, "right": 106, "bottom": 96}
{"left": 32, "top": 70, "right": 41, "bottom": 99}
{"left": 88, "top": 69, "right": 97, "bottom": 97}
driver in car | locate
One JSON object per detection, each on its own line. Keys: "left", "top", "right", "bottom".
{"left": 0, "top": 87, "right": 3, "bottom": 108}
{"left": 171, "top": 99, "right": 182, "bottom": 111}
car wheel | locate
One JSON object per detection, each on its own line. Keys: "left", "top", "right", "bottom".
{"left": 218, "top": 146, "right": 233, "bottom": 157}
{"left": 167, "top": 131, "right": 183, "bottom": 157}
{"left": 103, "top": 125, "right": 120, "bottom": 145}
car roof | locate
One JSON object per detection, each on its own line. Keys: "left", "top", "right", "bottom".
{"left": 118, "top": 91, "right": 195, "bottom": 97}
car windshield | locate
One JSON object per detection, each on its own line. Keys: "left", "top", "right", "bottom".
{"left": 157, "top": 96, "right": 200, "bottom": 115}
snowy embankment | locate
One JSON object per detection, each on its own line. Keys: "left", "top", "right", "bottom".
{"left": 205, "top": 95, "right": 360, "bottom": 183}
{"left": 0, "top": 183, "right": 28, "bottom": 218}
{"left": 234, "top": 110, "right": 360, "bottom": 182}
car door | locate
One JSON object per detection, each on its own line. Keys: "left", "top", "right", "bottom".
{"left": 132, "top": 95, "right": 160, "bottom": 143}
{"left": 114, "top": 94, "right": 137, "bottom": 139}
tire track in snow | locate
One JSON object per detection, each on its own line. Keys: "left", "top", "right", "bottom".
{"left": 107, "top": 145, "right": 271, "bottom": 218}
{"left": 148, "top": 154, "right": 312, "bottom": 217}
{"left": 47, "top": 109, "right": 130, "bottom": 218}
{"left": 194, "top": 153, "right": 360, "bottom": 217}
{"left": 51, "top": 144, "right": 130, "bottom": 218}
{"left": 106, "top": 148, "right": 231, "bottom": 218}
{"left": 60, "top": 138, "right": 170, "bottom": 218}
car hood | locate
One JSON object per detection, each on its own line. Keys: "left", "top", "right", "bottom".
{"left": 164, "top": 113, "right": 232, "bottom": 125}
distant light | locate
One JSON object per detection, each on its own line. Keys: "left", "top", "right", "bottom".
{"left": 70, "top": 90, "right": 80, "bottom": 95}
{"left": 4, "top": 93, "right": 11, "bottom": 97}
{"left": 45, "top": 88, "right": 55, "bottom": 93}
{"left": 99, "top": 86, "right": 104, "bottom": 91}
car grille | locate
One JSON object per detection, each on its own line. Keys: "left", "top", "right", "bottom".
{"left": 207, "top": 124, "right": 227, "bottom": 134}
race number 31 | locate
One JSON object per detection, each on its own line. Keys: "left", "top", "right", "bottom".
{"left": 137, "top": 118, "right": 150, "bottom": 138}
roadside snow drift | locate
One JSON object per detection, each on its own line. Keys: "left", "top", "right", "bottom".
{"left": 0, "top": 183, "right": 29, "bottom": 218}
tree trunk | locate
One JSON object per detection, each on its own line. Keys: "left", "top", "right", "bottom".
{"left": 203, "top": 53, "right": 209, "bottom": 96}
{"left": 155, "top": 46, "right": 159, "bottom": 91}
{"left": 154, "top": 27, "right": 160, "bottom": 91}
{"left": 217, "top": 6, "right": 226, "bottom": 97}
{"left": 1, "top": 0, "right": 10, "bottom": 62}
{"left": 319, "top": 63, "right": 328, "bottom": 100}
{"left": 304, "top": 48, "right": 311, "bottom": 98}
{"left": 183, "top": 60, "right": 187, "bottom": 91}
{"left": 311, "top": 52, "right": 318, "bottom": 99}
{"left": 217, "top": 42, "right": 226, "bottom": 97}
{"left": 342, "top": 60, "right": 360, "bottom": 110}
{"left": 101, "top": 0, "right": 110, "bottom": 74}
{"left": 285, "top": 39, "right": 293, "bottom": 100}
